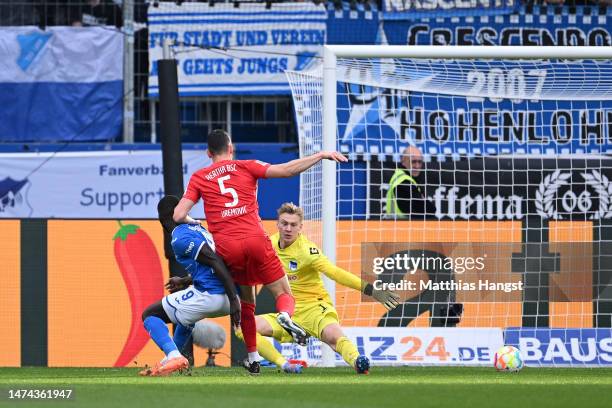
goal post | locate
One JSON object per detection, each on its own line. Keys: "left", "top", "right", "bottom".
{"left": 289, "top": 45, "right": 612, "bottom": 368}
{"left": 319, "top": 47, "right": 339, "bottom": 367}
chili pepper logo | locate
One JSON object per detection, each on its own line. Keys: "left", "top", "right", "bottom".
{"left": 113, "top": 221, "right": 164, "bottom": 367}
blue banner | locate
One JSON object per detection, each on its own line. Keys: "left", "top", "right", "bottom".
{"left": 504, "top": 328, "right": 612, "bottom": 366}
{"left": 337, "top": 80, "right": 612, "bottom": 156}
{"left": 327, "top": 3, "right": 381, "bottom": 45}
{"left": 334, "top": 5, "right": 612, "bottom": 156}
{"left": 0, "top": 27, "right": 123, "bottom": 142}
{"left": 383, "top": 0, "right": 517, "bottom": 20}
{"left": 383, "top": 5, "right": 611, "bottom": 46}
{"left": 148, "top": 2, "right": 326, "bottom": 96}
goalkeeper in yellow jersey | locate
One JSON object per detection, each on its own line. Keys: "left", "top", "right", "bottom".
{"left": 235, "top": 202, "right": 400, "bottom": 374}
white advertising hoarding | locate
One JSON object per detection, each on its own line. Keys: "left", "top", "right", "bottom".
{"left": 0, "top": 150, "right": 210, "bottom": 219}
{"left": 269, "top": 327, "right": 503, "bottom": 367}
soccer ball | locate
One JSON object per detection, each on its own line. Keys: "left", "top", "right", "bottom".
{"left": 494, "top": 346, "right": 524, "bottom": 372}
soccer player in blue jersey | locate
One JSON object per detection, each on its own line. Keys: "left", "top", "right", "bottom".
{"left": 139, "top": 195, "right": 241, "bottom": 376}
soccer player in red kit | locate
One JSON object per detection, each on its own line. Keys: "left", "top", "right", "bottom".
{"left": 173, "top": 129, "right": 347, "bottom": 374}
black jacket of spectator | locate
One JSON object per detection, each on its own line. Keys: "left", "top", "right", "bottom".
{"left": 394, "top": 173, "right": 436, "bottom": 219}
{"left": 67, "top": 0, "right": 123, "bottom": 28}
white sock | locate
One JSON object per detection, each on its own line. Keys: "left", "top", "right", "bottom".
{"left": 248, "top": 352, "right": 261, "bottom": 363}
{"left": 167, "top": 350, "right": 182, "bottom": 360}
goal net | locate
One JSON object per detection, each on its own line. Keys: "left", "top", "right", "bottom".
{"left": 287, "top": 46, "right": 612, "bottom": 367}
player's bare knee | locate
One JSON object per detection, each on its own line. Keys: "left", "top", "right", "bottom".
{"left": 325, "top": 336, "right": 339, "bottom": 349}
{"left": 141, "top": 304, "right": 155, "bottom": 321}
{"left": 266, "top": 276, "right": 291, "bottom": 298}
{"left": 141, "top": 301, "right": 170, "bottom": 323}
{"left": 321, "top": 324, "right": 344, "bottom": 349}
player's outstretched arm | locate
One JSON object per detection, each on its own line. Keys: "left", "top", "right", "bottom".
{"left": 173, "top": 198, "right": 197, "bottom": 224}
{"left": 319, "top": 260, "right": 365, "bottom": 293}
{"left": 196, "top": 244, "right": 241, "bottom": 328}
{"left": 317, "top": 256, "right": 400, "bottom": 311}
{"left": 265, "top": 151, "right": 348, "bottom": 178}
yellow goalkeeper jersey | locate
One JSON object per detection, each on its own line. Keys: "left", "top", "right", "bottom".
{"left": 270, "top": 232, "right": 365, "bottom": 305}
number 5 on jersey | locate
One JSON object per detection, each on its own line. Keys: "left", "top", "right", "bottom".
{"left": 218, "top": 175, "right": 239, "bottom": 207}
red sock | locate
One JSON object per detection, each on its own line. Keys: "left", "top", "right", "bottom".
{"left": 240, "top": 301, "right": 257, "bottom": 353}
{"left": 275, "top": 293, "right": 295, "bottom": 316}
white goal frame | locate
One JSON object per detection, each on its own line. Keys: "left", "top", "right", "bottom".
{"left": 319, "top": 45, "right": 612, "bottom": 366}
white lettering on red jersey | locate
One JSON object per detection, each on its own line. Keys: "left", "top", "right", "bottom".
{"left": 184, "top": 159, "right": 270, "bottom": 241}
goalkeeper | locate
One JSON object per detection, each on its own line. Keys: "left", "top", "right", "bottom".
{"left": 237, "top": 202, "right": 400, "bottom": 374}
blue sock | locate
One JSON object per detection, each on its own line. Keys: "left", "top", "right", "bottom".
{"left": 143, "top": 316, "right": 178, "bottom": 356}
{"left": 173, "top": 324, "right": 193, "bottom": 353}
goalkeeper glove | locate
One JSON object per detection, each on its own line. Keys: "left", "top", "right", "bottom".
{"left": 363, "top": 283, "right": 401, "bottom": 311}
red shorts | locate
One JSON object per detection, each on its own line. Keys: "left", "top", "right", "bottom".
{"left": 215, "top": 235, "right": 285, "bottom": 286}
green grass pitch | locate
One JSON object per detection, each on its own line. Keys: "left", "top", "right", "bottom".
{"left": 1, "top": 366, "right": 611, "bottom": 408}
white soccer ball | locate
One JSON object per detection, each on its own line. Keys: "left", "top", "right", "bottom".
{"left": 192, "top": 321, "right": 226, "bottom": 350}
{"left": 494, "top": 345, "right": 524, "bottom": 372}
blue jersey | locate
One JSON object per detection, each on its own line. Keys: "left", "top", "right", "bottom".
{"left": 171, "top": 223, "right": 226, "bottom": 295}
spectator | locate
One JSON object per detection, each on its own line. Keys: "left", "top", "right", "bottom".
{"left": 385, "top": 145, "right": 435, "bottom": 219}
{"left": 67, "top": 0, "right": 123, "bottom": 28}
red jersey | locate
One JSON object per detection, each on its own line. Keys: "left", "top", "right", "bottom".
{"left": 184, "top": 159, "right": 270, "bottom": 241}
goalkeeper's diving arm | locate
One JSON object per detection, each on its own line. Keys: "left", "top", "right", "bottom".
{"left": 319, "top": 259, "right": 401, "bottom": 311}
